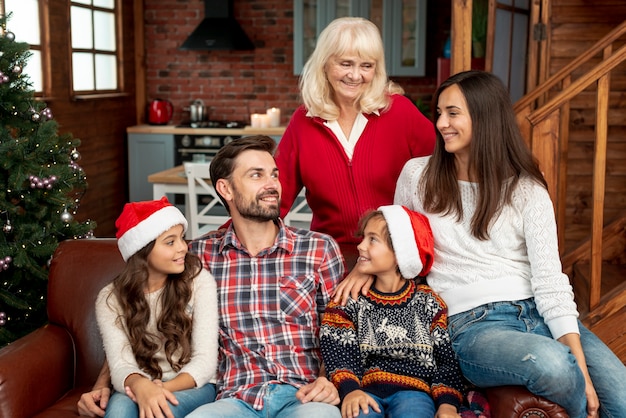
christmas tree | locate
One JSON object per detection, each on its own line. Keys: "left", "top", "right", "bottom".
{"left": 0, "top": 16, "right": 96, "bottom": 346}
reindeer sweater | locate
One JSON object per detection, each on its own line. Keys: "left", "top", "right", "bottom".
{"left": 320, "top": 280, "right": 464, "bottom": 409}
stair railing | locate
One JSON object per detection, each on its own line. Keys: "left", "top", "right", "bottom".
{"left": 515, "top": 21, "right": 626, "bottom": 310}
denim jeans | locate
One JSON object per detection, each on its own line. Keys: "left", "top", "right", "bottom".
{"left": 447, "top": 298, "right": 626, "bottom": 418}
{"left": 186, "top": 383, "right": 341, "bottom": 418}
{"left": 104, "top": 383, "right": 216, "bottom": 418}
{"left": 353, "top": 390, "right": 435, "bottom": 418}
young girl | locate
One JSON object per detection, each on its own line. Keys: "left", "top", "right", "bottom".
{"left": 320, "top": 205, "right": 464, "bottom": 418}
{"left": 96, "top": 197, "right": 218, "bottom": 418}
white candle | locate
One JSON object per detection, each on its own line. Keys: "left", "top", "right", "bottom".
{"left": 250, "top": 113, "right": 263, "bottom": 128}
{"left": 266, "top": 107, "right": 281, "bottom": 127}
{"left": 259, "top": 114, "right": 270, "bottom": 128}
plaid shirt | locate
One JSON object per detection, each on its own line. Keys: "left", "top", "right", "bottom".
{"left": 189, "top": 220, "right": 344, "bottom": 410}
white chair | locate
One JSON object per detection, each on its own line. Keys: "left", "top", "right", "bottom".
{"left": 283, "top": 188, "right": 312, "bottom": 229}
{"left": 184, "top": 162, "right": 231, "bottom": 239}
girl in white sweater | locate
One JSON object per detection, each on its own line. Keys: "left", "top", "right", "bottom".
{"left": 336, "top": 71, "right": 626, "bottom": 417}
{"left": 97, "top": 197, "right": 218, "bottom": 418}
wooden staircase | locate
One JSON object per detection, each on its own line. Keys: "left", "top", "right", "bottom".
{"left": 513, "top": 21, "right": 626, "bottom": 361}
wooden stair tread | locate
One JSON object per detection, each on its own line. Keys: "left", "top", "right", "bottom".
{"left": 571, "top": 262, "right": 626, "bottom": 315}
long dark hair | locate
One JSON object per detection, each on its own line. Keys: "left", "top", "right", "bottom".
{"left": 109, "top": 242, "right": 202, "bottom": 379}
{"left": 421, "top": 70, "right": 547, "bottom": 239}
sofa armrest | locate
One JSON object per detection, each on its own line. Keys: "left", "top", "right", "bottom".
{"left": 0, "top": 324, "right": 75, "bottom": 418}
{"left": 485, "top": 385, "right": 569, "bottom": 418}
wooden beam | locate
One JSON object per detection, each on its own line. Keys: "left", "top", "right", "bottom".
{"left": 589, "top": 48, "right": 612, "bottom": 309}
{"left": 451, "top": 0, "right": 473, "bottom": 75}
{"left": 134, "top": 0, "right": 146, "bottom": 125}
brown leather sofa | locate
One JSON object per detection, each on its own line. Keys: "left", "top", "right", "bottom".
{"left": 0, "top": 238, "right": 568, "bottom": 418}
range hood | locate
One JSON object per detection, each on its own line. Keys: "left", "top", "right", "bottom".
{"left": 180, "top": 0, "right": 254, "bottom": 51}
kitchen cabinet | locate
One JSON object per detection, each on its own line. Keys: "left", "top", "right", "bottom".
{"left": 293, "top": 0, "right": 426, "bottom": 76}
{"left": 128, "top": 133, "right": 174, "bottom": 202}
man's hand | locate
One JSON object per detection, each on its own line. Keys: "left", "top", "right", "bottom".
{"left": 77, "top": 387, "right": 111, "bottom": 417}
{"left": 332, "top": 268, "right": 373, "bottom": 306}
{"left": 341, "top": 390, "right": 380, "bottom": 418}
{"left": 295, "top": 376, "right": 340, "bottom": 405}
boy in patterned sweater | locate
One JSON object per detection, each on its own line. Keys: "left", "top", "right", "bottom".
{"left": 320, "top": 205, "right": 464, "bottom": 418}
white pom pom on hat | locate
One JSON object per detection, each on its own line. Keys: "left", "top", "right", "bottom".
{"left": 378, "top": 205, "right": 434, "bottom": 278}
{"left": 115, "top": 196, "right": 188, "bottom": 261}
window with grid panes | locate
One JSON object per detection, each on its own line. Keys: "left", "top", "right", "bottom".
{"left": 2, "top": 0, "right": 45, "bottom": 94}
{"left": 70, "top": 0, "right": 119, "bottom": 93}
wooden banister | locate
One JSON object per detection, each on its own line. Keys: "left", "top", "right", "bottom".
{"left": 526, "top": 43, "right": 626, "bottom": 126}
{"left": 514, "top": 20, "right": 626, "bottom": 113}
{"left": 516, "top": 20, "right": 626, "bottom": 312}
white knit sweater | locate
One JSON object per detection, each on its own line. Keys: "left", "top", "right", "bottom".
{"left": 96, "top": 268, "right": 219, "bottom": 393}
{"left": 394, "top": 156, "right": 579, "bottom": 340}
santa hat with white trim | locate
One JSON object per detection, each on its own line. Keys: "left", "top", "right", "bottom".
{"left": 115, "top": 196, "right": 188, "bottom": 261}
{"left": 378, "top": 205, "right": 434, "bottom": 278}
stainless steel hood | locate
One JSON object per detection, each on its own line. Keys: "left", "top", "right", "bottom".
{"left": 180, "top": 0, "right": 254, "bottom": 51}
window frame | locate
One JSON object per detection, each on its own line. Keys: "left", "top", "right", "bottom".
{"left": 68, "top": 0, "right": 124, "bottom": 98}
{"left": 1, "top": 0, "right": 51, "bottom": 97}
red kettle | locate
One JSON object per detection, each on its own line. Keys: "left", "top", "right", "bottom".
{"left": 148, "top": 99, "right": 173, "bottom": 125}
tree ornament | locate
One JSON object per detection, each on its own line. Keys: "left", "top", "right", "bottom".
{"left": 3, "top": 220, "right": 12, "bottom": 234}
{"left": 0, "top": 312, "right": 6, "bottom": 327}
{"left": 41, "top": 107, "right": 53, "bottom": 120}
{"left": 61, "top": 209, "right": 74, "bottom": 223}
{"left": 4, "top": 31, "right": 15, "bottom": 41}
{"left": 0, "top": 256, "right": 12, "bottom": 271}
{"left": 31, "top": 112, "right": 41, "bottom": 122}
{"left": 70, "top": 148, "right": 81, "bottom": 161}
{"left": 12, "top": 65, "right": 22, "bottom": 75}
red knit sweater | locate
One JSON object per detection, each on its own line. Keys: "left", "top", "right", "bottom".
{"left": 275, "top": 94, "right": 435, "bottom": 247}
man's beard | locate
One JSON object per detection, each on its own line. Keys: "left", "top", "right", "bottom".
{"left": 233, "top": 188, "right": 280, "bottom": 222}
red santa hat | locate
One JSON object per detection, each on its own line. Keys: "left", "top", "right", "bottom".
{"left": 378, "top": 205, "right": 434, "bottom": 278}
{"left": 115, "top": 196, "right": 188, "bottom": 261}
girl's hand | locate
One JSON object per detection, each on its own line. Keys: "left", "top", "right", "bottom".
{"left": 434, "top": 403, "right": 460, "bottom": 418}
{"left": 341, "top": 390, "right": 380, "bottom": 418}
{"left": 584, "top": 378, "right": 600, "bottom": 417}
{"left": 332, "top": 267, "right": 373, "bottom": 306}
{"left": 125, "top": 375, "right": 178, "bottom": 418}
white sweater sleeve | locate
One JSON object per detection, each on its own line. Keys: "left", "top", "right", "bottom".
{"left": 517, "top": 181, "right": 579, "bottom": 338}
{"left": 178, "top": 268, "right": 219, "bottom": 386}
{"left": 95, "top": 284, "right": 151, "bottom": 393}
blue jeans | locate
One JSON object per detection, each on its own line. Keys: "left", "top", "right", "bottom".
{"left": 186, "top": 383, "right": 341, "bottom": 418}
{"left": 354, "top": 391, "right": 435, "bottom": 418}
{"left": 447, "top": 298, "right": 626, "bottom": 418}
{"left": 104, "top": 383, "right": 216, "bottom": 418}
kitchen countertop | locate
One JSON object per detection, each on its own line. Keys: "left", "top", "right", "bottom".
{"left": 147, "top": 165, "right": 186, "bottom": 185}
{"left": 127, "top": 124, "right": 286, "bottom": 136}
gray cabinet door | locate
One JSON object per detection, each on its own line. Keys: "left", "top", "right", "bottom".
{"left": 128, "top": 133, "right": 174, "bottom": 202}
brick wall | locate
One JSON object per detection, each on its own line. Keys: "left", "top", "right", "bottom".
{"left": 142, "top": 0, "right": 443, "bottom": 125}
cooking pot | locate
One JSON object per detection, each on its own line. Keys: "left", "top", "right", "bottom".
{"left": 148, "top": 99, "right": 173, "bottom": 125}
{"left": 189, "top": 99, "right": 208, "bottom": 123}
